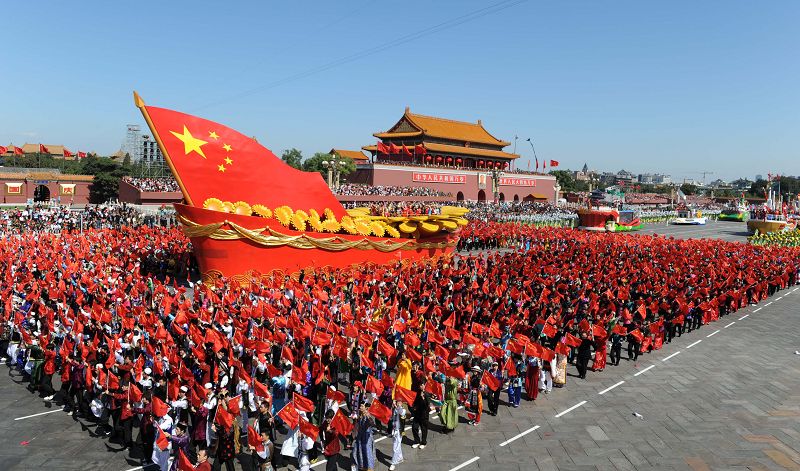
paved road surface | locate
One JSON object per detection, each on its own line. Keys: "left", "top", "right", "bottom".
{"left": 636, "top": 220, "right": 750, "bottom": 243}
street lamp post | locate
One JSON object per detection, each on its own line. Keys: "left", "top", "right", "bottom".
{"left": 554, "top": 182, "right": 561, "bottom": 205}
{"left": 488, "top": 167, "right": 505, "bottom": 204}
{"left": 322, "top": 154, "right": 348, "bottom": 191}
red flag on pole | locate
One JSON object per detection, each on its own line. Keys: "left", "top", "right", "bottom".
{"left": 331, "top": 410, "right": 354, "bottom": 436}
{"left": 39, "top": 144, "right": 50, "bottom": 154}
{"left": 155, "top": 427, "right": 170, "bottom": 451}
{"left": 152, "top": 396, "right": 169, "bottom": 417}
{"left": 549, "top": 160, "right": 559, "bottom": 167}
{"left": 368, "top": 401, "right": 391, "bottom": 423}
{"left": 176, "top": 449, "right": 194, "bottom": 471}
{"left": 394, "top": 385, "right": 417, "bottom": 404}
{"left": 293, "top": 393, "right": 315, "bottom": 413}
{"left": 277, "top": 403, "right": 300, "bottom": 429}
{"left": 482, "top": 371, "right": 501, "bottom": 391}
{"left": 247, "top": 425, "right": 264, "bottom": 451}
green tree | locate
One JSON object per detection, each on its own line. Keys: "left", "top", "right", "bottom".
{"left": 122, "top": 153, "right": 131, "bottom": 167}
{"left": 549, "top": 170, "right": 576, "bottom": 192}
{"left": 281, "top": 148, "right": 303, "bottom": 169}
{"left": 680, "top": 183, "right": 697, "bottom": 195}
{"left": 302, "top": 152, "right": 356, "bottom": 177}
{"left": 89, "top": 173, "right": 122, "bottom": 203}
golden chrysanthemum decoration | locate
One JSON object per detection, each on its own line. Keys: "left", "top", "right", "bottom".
{"left": 323, "top": 208, "right": 336, "bottom": 221}
{"left": 340, "top": 216, "right": 357, "bottom": 235}
{"left": 252, "top": 204, "right": 272, "bottom": 218}
{"left": 222, "top": 201, "right": 234, "bottom": 213}
{"left": 294, "top": 210, "right": 309, "bottom": 223}
{"left": 232, "top": 201, "right": 252, "bottom": 216}
{"left": 203, "top": 198, "right": 224, "bottom": 212}
{"left": 308, "top": 208, "right": 320, "bottom": 221}
{"left": 322, "top": 219, "right": 341, "bottom": 233}
{"left": 291, "top": 213, "right": 307, "bottom": 231}
{"left": 385, "top": 225, "right": 401, "bottom": 238}
{"left": 369, "top": 221, "right": 386, "bottom": 237}
{"left": 354, "top": 219, "right": 372, "bottom": 236}
{"left": 309, "top": 217, "right": 324, "bottom": 232}
{"left": 275, "top": 206, "right": 293, "bottom": 227}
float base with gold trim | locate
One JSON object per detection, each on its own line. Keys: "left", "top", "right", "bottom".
{"left": 175, "top": 204, "right": 458, "bottom": 284}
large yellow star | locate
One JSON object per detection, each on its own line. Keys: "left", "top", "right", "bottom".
{"left": 170, "top": 125, "right": 208, "bottom": 159}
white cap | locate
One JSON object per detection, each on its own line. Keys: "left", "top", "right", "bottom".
{"left": 144, "top": 367, "right": 152, "bottom": 375}
{"left": 204, "top": 382, "right": 213, "bottom": 390}
{"left": 180, "top": 386, "right": 188, "bottom": 392}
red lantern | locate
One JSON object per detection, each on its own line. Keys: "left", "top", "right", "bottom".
{"left": 436, "top": 155, "right": 443, "bottom": 162}
{"left": 504, "top": 162, "right": 509, "bottom": 169}
{"left": 455, "top": 157, "right": 462, "bottom": 163}
{"left": 495, "top": 162, "right": 501, "bottom": 168}
{"left": 446, "top": 156, "right": 453, "bottom": 163}
{"left": 478, "top": 160, "right": 484, "bottom": 167}
{"left": 426, "top": 155, "right": 432, "bottom": 162}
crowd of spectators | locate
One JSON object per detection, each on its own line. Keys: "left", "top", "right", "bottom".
{"left": 343, "top": 201, "right": 442, "bottom": 217}
{"left": 336, "top": 184, "right": 452, "bottom": 198}
{"left": 124, "top": 177, "right": 180, "bottom": 193}
{"left": 0, "top": 203, "right": 174, "bottom": 233}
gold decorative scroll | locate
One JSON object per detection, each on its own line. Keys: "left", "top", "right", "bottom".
{"left": 177, "top": 214, "right": 455, "bottom": 253}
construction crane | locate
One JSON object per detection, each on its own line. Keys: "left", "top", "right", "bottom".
{"left": 685, "top": 171, "right": 714, "bottom": 185}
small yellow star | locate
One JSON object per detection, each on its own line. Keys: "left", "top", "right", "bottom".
{"left": 218, "top": 164, "right": 226, "bottom": 172}
{"left": 224, "top": 157, "right": 233, "bottom": 165}
{"left": 222, "top": 144, "right": 232, "bottom": 152}
{"left": 169, "top": 125, "right": 207, "bottom": 158}
{"left": 208, "top": 131, "right": 219, "bottom": 140}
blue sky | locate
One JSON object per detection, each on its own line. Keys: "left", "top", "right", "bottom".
{"left": 2, "top": 0, "right": 798, "bottom": 181}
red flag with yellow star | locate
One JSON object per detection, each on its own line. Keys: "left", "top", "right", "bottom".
{"left": 135, "top": 93, "right": 345, "bottom": 216}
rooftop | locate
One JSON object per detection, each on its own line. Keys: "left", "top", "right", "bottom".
{"left": 374, "top": 107, "right": 511, "bottom": 147}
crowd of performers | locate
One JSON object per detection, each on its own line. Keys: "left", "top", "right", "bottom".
{"left": 2, "top": 221, "right": 799, "bottom": 471}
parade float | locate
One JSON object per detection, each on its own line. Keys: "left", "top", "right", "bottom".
{"left": 718, "top": 199, "right": 749, "bottom": 222}
{"left": 577, "top": 203, "right": 642, "bottom": 232}
{"left": 671, "top": 206, "right": 707, "bottom": 225}
{"left": 746, "top": 187, "right": 796, "bottom": 234}
{"left": 134, "top": 93, "right": 463, "bottom": 283}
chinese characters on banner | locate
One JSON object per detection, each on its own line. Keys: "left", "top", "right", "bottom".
{"left": 498, "top": 177, "right": 536, "bottom": 187}
{"left": 412, "top": 172, "right": 466, "bottom": 184}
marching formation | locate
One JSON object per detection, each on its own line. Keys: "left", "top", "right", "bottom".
{"left": 2, "top": 218, "right": 799, "bottom": 471}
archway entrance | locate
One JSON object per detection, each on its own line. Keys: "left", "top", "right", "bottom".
{"left": 499, "top": 192, "right": 505, "bottom": 202}
{"left": 34, "top": 184, "right": 50, "bottom": 202}
{"left": 477, "top": 189, "right": 486, "bottom": 202}
{"left": 456, "top": 191, "right": 464, "bottom": 202}
{"left": 513, "top": 194, "right": 520, "bottom": 202}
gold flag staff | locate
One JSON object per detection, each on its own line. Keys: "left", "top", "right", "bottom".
{"left": 133, "top": 91, "right": 194, "bottom": 206}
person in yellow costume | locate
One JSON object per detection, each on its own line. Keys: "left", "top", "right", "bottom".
{"left": 394, "top": 351, "right": 413, "bottom": 392}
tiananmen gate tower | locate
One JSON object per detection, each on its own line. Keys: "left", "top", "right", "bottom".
{"left": 351, "top": 108, "right": 558, "bottom": 202}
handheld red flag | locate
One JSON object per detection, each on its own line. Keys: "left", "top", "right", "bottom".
{"left": 299, "top": 417, "right": 319, "bottom": 441}
{"left": 177, "top": 449, "right": 194, "bottom": 471}
{"left": 293, "top": 393, "right": 315, "bottom": 413}
{"left": 277, "top": 403, "right": 300, "bottom": 429}
{"left": 155, "top": 427, "right": 170, "bottom": 451}
{"left": 394, "top": 385, "right": 417, "bottom": 405}
{"left": 247, "top": 425, "right": 264, "bottom": 451}
{"left": 482, "top": 371, "right": 501, "bottom": 391}
{"left": 152, "top": 396, "right": 170, "bottom": 417}
{"left": 368, "top": 401, "right": 391, "bottom": 423}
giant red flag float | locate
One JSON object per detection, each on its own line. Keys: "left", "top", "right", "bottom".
{"left": 134, "top": 92, "right": 463, "bottom": 283}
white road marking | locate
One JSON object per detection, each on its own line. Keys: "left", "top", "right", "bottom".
{"left": 706, "top": 330, "right": 721, "bottom": 338}
{"left": 555, "top": 400, "right": 587, "bottom": 418}
{"left": 499, "top": 424, "right": 540, "bottom": 446}
{"left": 14, "top": 409, "right": 62, "bottom": 421}
{"left": 739, "top": 314, "right": 749, "bottom": 320}
{"left": 123, "top": 467, "right": 143, "bottom": 471}
{"left": 754, "top": 308, "right": 762, "bottom": 312}
{"left": 793, "top": 287, "right": 799, "bottom": 292}
{"left": 686, "top": 339, "right": 702, "bottom": 349}
{"left": 598, "top": 380, "right": 625, "bottom": 395}
{"left": 661, "top": 351, "right": 681, "bottom": 362}
{"left": 776, "top": 296, "right": 783, "bottom": 301}
{"left": 449, "top": 456, "right": 480, "bottom": 471}
{"left": 724, "top": 321, "right": 735, "bottom": 328}
{"left": 633, "top": 365, "right": 656, "bottom": 377}
{"left": 766, "top": 302, "right": 773, "bottom": 307}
